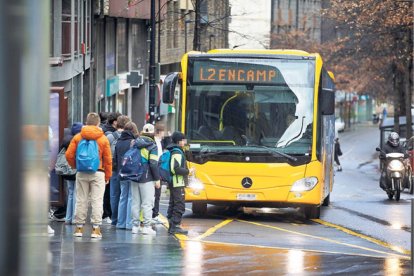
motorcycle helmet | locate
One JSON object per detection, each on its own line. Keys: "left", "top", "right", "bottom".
{"left": 388, "top": 132, "right": 400, "bottom": 147}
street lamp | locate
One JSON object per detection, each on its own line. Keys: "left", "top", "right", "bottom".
{"left": 209, "top": 34, "right": 215, "bottom": 50}
{"left": 184, "top": 19, "right": 192, "bottom": 53}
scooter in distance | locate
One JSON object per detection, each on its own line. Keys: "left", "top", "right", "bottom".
{"left": 376, "top": 147, "right": 413, "bottom": 201}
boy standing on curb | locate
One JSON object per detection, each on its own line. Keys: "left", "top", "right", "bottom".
{"left": 167, "top": 132, "right": 189, "bottom": 235}
{"left": 66, "top": 112, "right": 112, "bottom": 238}
{"left": 130, "top": 124, "right": 160, "bottom": 235}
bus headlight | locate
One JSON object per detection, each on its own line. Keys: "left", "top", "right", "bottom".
{"left": 189, "top": 176, "right": 204, "bottom": 194}
{"left": 290, "top": 177, "right": 318, "bottom": 192}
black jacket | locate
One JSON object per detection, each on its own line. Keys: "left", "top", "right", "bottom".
{"left": 60, "top": 128, "right": 73, "bottom": 151}
{"left": 102, "top": 124, "right": 116, "bottom": 134}
{"left": 380, "top": 142, "right": 407, "bottom": 158}
{"left": 161, "top": 136, "right": 173, "bottom": 149}
{"left": 166, "top": 143, "right": 189, "bottom": 187}
{"left": 334, "top": 141, "right": 342, "bottom": 157}
{"left": 114, "top": 130, "right": 136, "bottom": 174}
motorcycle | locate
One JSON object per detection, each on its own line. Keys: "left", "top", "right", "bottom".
{"left": 376, "top": 147, "right": 413, "bottom": 201}
{"left": 372, "top": 114, "right": 379, "bottom": 124}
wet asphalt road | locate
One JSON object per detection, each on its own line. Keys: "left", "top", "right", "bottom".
{"left": 48, "top": 123, "right": 412, "bottom": 275}
{"left": 322, "top": 123, "right": 413, "bottom": 251}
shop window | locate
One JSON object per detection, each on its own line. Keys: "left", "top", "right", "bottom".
{"left": 96, "top": 21, "right": 105, "bottom": 82}
{"left": 117, "top": 19, "right": 128, "bottom": 73}
{"left": 106, "top": 18, "right": 116, "bottom": 77}
{"left": 50, "top": 0, "right": 54, "bottom": 57}
{"left": 74, "top": 0, "right": 79, "bottom": 55}
{"left": 131, "top": 22, "right": 145, "bottom": 70}
{"left": 62, "top": 0, "right": 71, "bottom": 57}
{"left": 86, "top": 0, "right": 91, "bottom": 52}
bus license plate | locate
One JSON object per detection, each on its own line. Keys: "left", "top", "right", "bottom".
{"left": 237, "top": 193, "right": 256, "bottom": 200}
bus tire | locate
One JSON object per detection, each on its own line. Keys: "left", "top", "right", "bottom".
{"left": 303, "top": 205, "right": 320, "bottom": 219}
{"left": 322, "top": 194, "right": 330, "bottom": 206}
{"left": 192, "top": 202, "right": 207, "bottom": 216}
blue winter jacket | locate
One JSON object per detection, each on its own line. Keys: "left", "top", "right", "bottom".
{"left": 135, "top": 136, "right": 160, "bottom": 183}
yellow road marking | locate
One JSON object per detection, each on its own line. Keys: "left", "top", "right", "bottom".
{"left": 160, "top": 202, "right": 410, "bottom": 258}
{"left": 237, "top": 219, "right": 408, "bottom": 259}
{"left": 193, "top": 219, "right": 233, "bottom": 241}
{"left": 312, "top": 219, "right": 411, "bottom": 256}
{"left": 159, "top": 214, "right": 233, "bottom": 242}
{"left": 197, "top": 239, "right": 410, "bottom": 260}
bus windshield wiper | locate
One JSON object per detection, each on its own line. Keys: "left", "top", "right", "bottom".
{"left": 197, "top": 148, "right": 228, "bottom": 157}
{"left": 248, "top": 145, "right": 298, "bottom": 162}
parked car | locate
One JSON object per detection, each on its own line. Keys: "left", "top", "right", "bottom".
{"left": 335, "top": 118, "right": 345, "bottom": 133}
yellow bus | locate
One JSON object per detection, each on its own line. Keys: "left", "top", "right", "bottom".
{"left": 162, "top": 49, "right": 335, "bottom": 219}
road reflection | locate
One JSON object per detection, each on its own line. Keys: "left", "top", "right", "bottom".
{"left": 287, "top": 249, "right": 305, "bottom": 274}
{"left": 181, "top": 240, "right": 203, "bottom": 275}
{"left": 384, "top": 258, "right": 403, "bottom": 276}
{"left": 180, "top": 240, "right": 322, "bottom": 274}
{"left": 179, "top": 239, "right": 410, "bottom": 275}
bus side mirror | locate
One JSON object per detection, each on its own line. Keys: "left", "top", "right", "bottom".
{"left": 162, "top": 72, "right": 180, "bottom": 104}
{"left": 320, "top": 89, "right": 335, "bottom": 115}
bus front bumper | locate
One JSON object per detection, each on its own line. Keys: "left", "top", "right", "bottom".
{"left": 185, "top": 183, "right": 321, "bottom": 207}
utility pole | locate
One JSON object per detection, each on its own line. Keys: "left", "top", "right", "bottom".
{"left": 193, "top": 0, "right": 201, "bottom": 51}
{"left": 149, "top": 0, "right": 156, "bottom": 124}
{"left": 157, "top": 0, "right": 161, "bottom": 63}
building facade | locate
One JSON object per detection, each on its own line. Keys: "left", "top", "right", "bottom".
{"left": 50, "top": 0, "right": 230, "bottom": 129}
{"left": 270, "top": 0, "right": 322, "bottom": 47}
{"left": 50, "top": 0, "right": 93, "bottom": 124}
{"left": 228, "top": 0, "right": 271, "bottom": 49}
{"left": 158, "top": 0, "right": 230, "bottom": 74}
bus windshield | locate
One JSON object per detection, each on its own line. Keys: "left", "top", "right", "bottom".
{"left": 186, "top": 57, "right": 315, "bottom": 155}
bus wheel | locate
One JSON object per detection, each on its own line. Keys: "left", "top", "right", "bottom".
{"left": 192, "top": 202, "right": 207, "bottom": 216}
{"left": 302, "top": 205, "right": 320, "bottom": 219}
{"left": 322, "top": 194, "right": 330, "bottom": 206}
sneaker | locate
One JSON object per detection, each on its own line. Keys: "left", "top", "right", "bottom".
{"left": 131, "top": 226, "right": 141, "bottom": 234}
{"left": 169, "top": 225, "right": 188, "bottom": 235}
{"left": 91, "top": 227, "right": 102, "bottom": 239}
{"left": 102, "top": 217, "right": 112, "bottom": 224}
{"left": 141, "top": 226, "right": 156, "bottom": 235}
{"left": 73, "top": 226, "right": 83, "bottom": 237}
{"left": 151, "top": 216, "right": 163, "bottom": 225}
{"left": 48, "top": 225, "right": 55, "bottom": 235}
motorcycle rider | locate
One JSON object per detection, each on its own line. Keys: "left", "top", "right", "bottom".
{"left": 379, "top": 132, "right": 407, "bottom": 190}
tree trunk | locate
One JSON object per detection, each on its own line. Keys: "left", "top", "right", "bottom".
{"left": 405, "top": 62, "right": 413, "bottom": 139}
{"left": 193, "top": 0, "right": 200, "bottom": 51}
{"left": 393, "top": 64, "right": 400, "bottom": 133}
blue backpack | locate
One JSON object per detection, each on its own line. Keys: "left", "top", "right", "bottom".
{"left": 76, "top": 139, "right": 100, "bottom": 172}
{"left": 119, "top": 140, "right": 155, "bottom": 182}
{"left": 158, "top": 148, "right": 183, "bottom": 183}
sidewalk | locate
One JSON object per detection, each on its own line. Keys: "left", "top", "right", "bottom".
{"left": 48, "top": 218, "right": 183, "bottom": 275}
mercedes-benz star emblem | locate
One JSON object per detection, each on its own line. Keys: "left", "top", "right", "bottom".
{"left": 241, "top": 177, "right": 253, "bottom": 188}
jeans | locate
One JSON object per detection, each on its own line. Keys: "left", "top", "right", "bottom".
{"left": 131, "top": 181, "right": 155, "bottom": 227}
{"left": 110, "top": 172, "right": 121, "bottom": 225}
{"left": 116, "top": 179, "right": 132, "bottom": 229}
{"left": 64, "top": 179, "right": 76, "bottom": 223}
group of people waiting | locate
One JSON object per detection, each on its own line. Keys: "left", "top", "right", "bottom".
{"left": 52, "top": 112, "right": 189, "bottom": 238}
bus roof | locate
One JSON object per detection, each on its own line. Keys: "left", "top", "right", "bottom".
{"left": 203, "top": 49, "right": 318, "bottom": 57}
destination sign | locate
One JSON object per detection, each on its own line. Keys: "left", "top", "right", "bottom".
{"left": 191, "top": 59, "right": 285, "bottom": 84}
